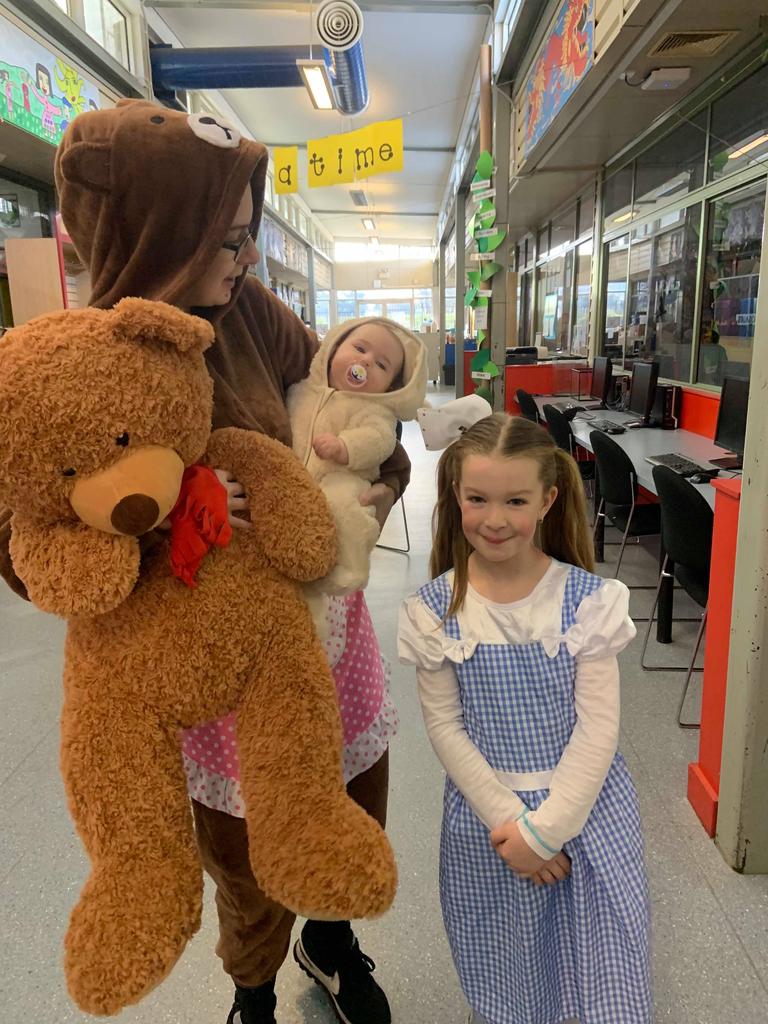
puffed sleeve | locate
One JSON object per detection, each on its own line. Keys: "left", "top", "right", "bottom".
{"left": 397, "top": 596, "right": 446, "bottom": 671}
{"left": 563, "top": 579, "right": 637, "bottom": 661}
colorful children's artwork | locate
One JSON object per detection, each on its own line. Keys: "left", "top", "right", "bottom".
{"left": 0, "top": 15, "right": 100, "bottom": 146}
{"left": 523, "top": 0, "right": 593, "bottom": 158}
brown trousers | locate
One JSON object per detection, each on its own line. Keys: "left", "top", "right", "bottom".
{"left": 192, "top": 750, "right": 389, "bottom": 988}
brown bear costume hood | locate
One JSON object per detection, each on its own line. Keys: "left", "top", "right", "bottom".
{"left": 54, "top": 98, "right": 269, "bottom": 315}
{"left": 53, "top": 98, "right": 317, "bottom": 442}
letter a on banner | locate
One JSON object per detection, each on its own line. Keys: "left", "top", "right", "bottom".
{"left": 274, "top": 146, "right": 298, "bottom": 194}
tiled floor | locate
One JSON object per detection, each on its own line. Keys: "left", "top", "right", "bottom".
{"left": 1, "top": 388, "right": 766, "bottom": 1022}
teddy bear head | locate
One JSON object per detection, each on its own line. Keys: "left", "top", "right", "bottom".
{"left": 0, "top": 298, "right": 214, "bottom": 535}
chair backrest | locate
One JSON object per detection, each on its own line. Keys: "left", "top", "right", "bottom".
{"left": 651, "top": 465, "right": 714, "bottom": 579}
{"left": 515, "top": 389, "right": 540, "bottom": 423}
{"left": 542, "top": 404, "right": 573, "bottom": 454}
{"left": 589, "top": 430, "right": 637, "bottom": 506}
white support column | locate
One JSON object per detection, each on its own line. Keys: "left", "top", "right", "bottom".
{"left": 715, "top": 184, "right": 768, "bottom": 873}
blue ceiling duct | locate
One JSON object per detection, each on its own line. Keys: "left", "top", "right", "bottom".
{"left": 150, "top": 0, "right": 368, "bottom": 117}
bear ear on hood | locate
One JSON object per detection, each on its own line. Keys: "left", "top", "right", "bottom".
{"left": 56, "top": 141, "right": 112, "bottom": 194}
{"left": 110, "top": 298, "right": 215, "bottom": 354}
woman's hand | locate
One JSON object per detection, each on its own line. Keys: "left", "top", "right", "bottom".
{"left": 490, "top": 818, "right": 547, "bottom": 876}
{"left": 214, "top": 469, "right": 251, "bottom": 530}
{"left": 359, "top": 482, "right": 395, "bottom": 530}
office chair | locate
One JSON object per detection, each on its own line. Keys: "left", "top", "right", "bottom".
{"left": 640, "top": 466, "right": 713, "bottom": 729}
{"left": 589, "top": 430, "right": 661, "bottom": 582}
{"left": 376, "top": 421, "right": 410, "bottom": 554}
{"left": 542, "top": 404, "right": 595, "bottom": 500}
{"left": 515, "top": 388, "right": 540, "bottom": 424}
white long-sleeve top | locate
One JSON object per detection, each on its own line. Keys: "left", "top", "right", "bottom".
{"left": 398, "top": 561, "right": 636, "bottom": 860}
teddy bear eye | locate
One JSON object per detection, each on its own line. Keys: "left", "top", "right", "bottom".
{"left": 62, "top": 467, "right": 77, "bottom": 477}
{"left": 116, "top": 432, "right": 130, "bottom": 447}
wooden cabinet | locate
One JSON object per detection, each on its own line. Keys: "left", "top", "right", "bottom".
{"left": 5, "top": 237, "right": 64, "bottom": 325}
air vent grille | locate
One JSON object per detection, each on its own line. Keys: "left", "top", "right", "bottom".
{"left": 648, "top": 31, "right": 738, "bottom": 58}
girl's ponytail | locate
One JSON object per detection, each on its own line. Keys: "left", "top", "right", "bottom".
{"left": 540, "top": 448, "right": 595, "bottom": 572}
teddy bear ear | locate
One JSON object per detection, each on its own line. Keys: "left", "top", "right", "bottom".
{"left": 111, "top": 298, "right": 215, "bottom": 353}
{"left": 55, "top": 141, "right": 112, "bottom": 194}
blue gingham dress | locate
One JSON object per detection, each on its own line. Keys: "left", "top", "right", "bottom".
{"left": 417, "top": 568, "right": 652, "bottom": 1024}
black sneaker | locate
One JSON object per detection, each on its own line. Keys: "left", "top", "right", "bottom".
{"left": 293, "top": 920, "right": 391, "bottom": 1024}
{"left": 225, "top": 979, "right": 277, "bottom": 1024}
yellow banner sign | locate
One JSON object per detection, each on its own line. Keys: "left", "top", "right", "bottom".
{"left": 274, "top": 146, "right": 298, "bottom": 194}
{"left": 306, "top": 119, "right": 403, "bottom": 188}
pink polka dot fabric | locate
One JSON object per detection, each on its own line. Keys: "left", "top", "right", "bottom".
{"left": 181, "top": 592, "right": 397, "bottom": 814}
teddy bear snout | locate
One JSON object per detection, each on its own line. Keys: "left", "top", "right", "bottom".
{"left": 110, "top": 494, "right": 161, "bottom": 536}
{"left": 69, "top": 445, "right": 185, "bottom": 537}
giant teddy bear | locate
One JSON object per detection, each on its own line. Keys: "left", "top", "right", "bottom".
{"left": 0, "top": 299, "right": 397, "bottom": 1016}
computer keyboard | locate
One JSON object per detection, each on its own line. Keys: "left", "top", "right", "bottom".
{"left": 591, "top": 419, "right": 626, "bottom": 434}
{"left": 645, "top": 453, "right": 706, "bottom": 477}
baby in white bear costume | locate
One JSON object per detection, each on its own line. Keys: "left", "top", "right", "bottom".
{"left": 288, "top": 316, "right": 427, "bottom": 596}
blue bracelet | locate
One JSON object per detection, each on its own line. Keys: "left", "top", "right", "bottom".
{"left": 520, "top": 810, "right": 559, "bottom": 856}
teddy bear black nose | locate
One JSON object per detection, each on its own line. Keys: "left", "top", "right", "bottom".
{"left": 110, "top": 494, "right": 160, "bottom": 536}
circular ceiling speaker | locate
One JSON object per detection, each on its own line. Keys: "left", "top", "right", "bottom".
{"left": 315, "top": 0, "right": 364, "bottom": 52}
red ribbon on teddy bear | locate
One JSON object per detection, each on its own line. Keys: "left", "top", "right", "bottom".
{"left": 168, "top": 465, "right": 232, "bottom": 587}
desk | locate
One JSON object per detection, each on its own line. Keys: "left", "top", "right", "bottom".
{"left": 534, "top": 398, "right": 736, "bottom": 642}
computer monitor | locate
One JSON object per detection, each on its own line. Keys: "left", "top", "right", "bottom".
{"left": 590, "top": 356, "right": 613, "bottom": 407}
{"left": 628, "top": 361, "right": 659, "bottom": 424}
{"left": 711, "top": 376, "right": 750, "bottom": 470}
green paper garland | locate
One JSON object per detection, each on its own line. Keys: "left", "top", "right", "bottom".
{"left": 467, "top": 150, "right": 504, "bottom": 393}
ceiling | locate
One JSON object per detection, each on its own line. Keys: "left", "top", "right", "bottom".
{"left": 153, "top": 3, "right": 490, "bottom": 242}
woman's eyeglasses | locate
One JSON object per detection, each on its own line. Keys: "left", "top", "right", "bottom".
{"left": 222, "top": 228, "right": 254, "bottom": 262}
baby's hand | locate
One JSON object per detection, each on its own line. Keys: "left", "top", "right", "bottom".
{"left": 490, "top": 818, "right": 547, "bottom": 875}
{"left": 313, "top": 433, "right": 349, "bottom": 464}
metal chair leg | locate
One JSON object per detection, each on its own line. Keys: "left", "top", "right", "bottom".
{"left": 592, "top": 498, "right": 605, "bottom": 541}
{"left": 614, "top": 501, "right": 635, "bottom": 579}
{"left": 375, "top": 496, "right": 411, "bottom": 554}
{"left": 678, "top": 608, "right": 707, "bottom": 730}
{"left": 640, "top": 556, "right": 704, "bottom": 666}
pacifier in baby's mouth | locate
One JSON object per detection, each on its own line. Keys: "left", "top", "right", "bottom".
{"left": 346, "top": 363, "right": 368, "bottom": 387}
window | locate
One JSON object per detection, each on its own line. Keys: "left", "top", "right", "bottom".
{"left": 633, "top": 112, "right": 706, "bottom": 215}
{"left": 535, "top": 250, "right": 573, "bottom": 351}
{"left": 550, "top": 205, "right": 576, "bottom": 252}
{"left": 536, "top": 224, "right": 550, "bottom": 261}
{"left": 697, "top": 180, "right": 764, "bottom": 385}
{"left": 84, "top": 0, "right": 130, "bottom": 70}
{"left": 315, "top": 290, "right": 330, "bottom": 336}
{"left": 577, "top": 186, "right": 596, "bottom": 238}
{"left": 640, "top": 205, "right": 700, "bottom": 379}
{"left": 709, "top": 63, "right": 768, "bottom": 181}
{"left": 572, "top": 240, "right": 592, "bottom": 355}
{"left": 602, "top": 234, "right": 629, "bottom": 357}
{"left": 603, "top": 165, "right": 634, "bottom": 233}
{"left": 414, "top": 293, "right": 434, "bottom": 331}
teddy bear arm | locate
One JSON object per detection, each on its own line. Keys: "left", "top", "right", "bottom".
{"left": 9, "top": 515, "right": 140, "bottom": 617}
{"left": 206, "top": 427, "right": 337, "bottom": 582}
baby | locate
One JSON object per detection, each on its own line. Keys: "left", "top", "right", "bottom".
{"left": 289, "top": 317, "right": 427, "bottom": 595}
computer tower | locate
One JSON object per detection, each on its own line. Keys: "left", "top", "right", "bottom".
{"left": 650, "top": 384, "right": 681, "bottom": 429}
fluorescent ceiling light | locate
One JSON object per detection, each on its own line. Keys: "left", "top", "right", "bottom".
{"left": 728, "top": 133, "right": 768, "bottom": 160}
{"left": 297, "top": 60, "right": 335, "bottom": 111}
{"left": 369, "top": 237, "right": 380, "bottom": 246}
{"left": 362, "top": 217, "right": 376, "bottom": 231}
{"left": 612, "top": 210, "right": 635, "bottom": 223}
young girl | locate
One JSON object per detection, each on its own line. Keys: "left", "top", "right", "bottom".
{"left": 398, "top": 414, "right": 652, "bottom": 1024}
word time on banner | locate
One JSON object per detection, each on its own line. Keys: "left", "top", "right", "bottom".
{"left": 307, "top": 119, "right": 403, "bottom": 187}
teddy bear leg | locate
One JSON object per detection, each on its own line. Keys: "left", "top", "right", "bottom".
{"left": 236, "top": 594, "right": 397, "bottom": 922}
{"left": 60, "top": 692, "right": 202, "bottom": 1016}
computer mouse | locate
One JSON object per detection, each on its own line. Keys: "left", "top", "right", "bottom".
{"left": 690, "top": 472, "right": 718, "bottom": 484}
{"left": 606, "top": 425, "right": 625, "bottom": 435}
